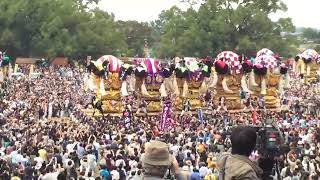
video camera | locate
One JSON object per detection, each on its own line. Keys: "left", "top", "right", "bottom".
{"left": 256, "top": 125, "right": 283, "bottom": 158}
{"left": 252, "top": 119, "right": 290, "bottom": 180}
{"left": 252, "top": 119, "right": 288, "bottom": 158}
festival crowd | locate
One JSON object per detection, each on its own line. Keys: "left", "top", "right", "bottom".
{"left": 0, "top": 64, "right": 319, "bottom": 180}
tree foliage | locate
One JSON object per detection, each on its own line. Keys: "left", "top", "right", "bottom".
{"left": 0, "top": 0, "right": 299, "bottom": 59}
{"left": 155, "top": 0, "right": 298, "bottom": 58}
{"left": 117, "top": 21, "right": 155, "bottom": 57}
{"left": 302, "top": 28, "right": 320, "bottom": 41}
{"left": 0, "top": 0, "right": 126, "bottom": 59}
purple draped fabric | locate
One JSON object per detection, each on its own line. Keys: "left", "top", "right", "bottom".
{"left": 160, "top": 100, "right": 174, "bottom": 131}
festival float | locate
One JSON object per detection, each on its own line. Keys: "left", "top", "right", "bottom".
{"left": 212, "top": 51, "right": 243, "bottom": 109}
{"left": 251, "top": 48, "right": 282, "bottom": 109}
{"left": 133, "top": 57, "right": 163, "bottom": 113}
{"left": 84, "top": 48, "right": 288, "bottom": 116}
{"left": 294, "top": 49, "right": 319, "bottom": 83}
{"left": 87, "top": 55, "right": 123, "bottom": 114}
{"left": 173, "top": 57, "right": 213, "bottom": 111}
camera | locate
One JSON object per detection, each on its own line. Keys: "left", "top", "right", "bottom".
{"left": 252, "top": 119, "right": 288, "bottom": 158}
{"left": 252, "top": 119, "right": 290, "bottom": 180}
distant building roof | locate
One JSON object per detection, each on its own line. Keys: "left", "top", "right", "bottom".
{"left": 51, "top": 57, "right": 68, "bottom": 66}
{"left": 15, "top": 58, "right": 38, "bottom": 64}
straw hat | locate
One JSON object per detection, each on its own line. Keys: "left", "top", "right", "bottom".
{"left": 141, "top": 140, "right": 173, "bottom": 166}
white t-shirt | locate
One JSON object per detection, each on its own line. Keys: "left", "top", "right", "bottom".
{"left": 199, "top": 166, "right": 209, "bottom": 177}
{"left": 184, "top": 149, "right": 192, "bottom": 159}
{"left": 66, "top": 143, "right": 76, "bottom": 153}
{"left": 115, "top": 159, "right": 126, "bottom": 167}
{"left": 40, "top": 171, "right": 60, "bottom": 180}
{"left": 170, "top": 145, "right": 180, "bottom": 157}
{"left": 129, "top": 160, "right": 138, "bottom": 170}
{"left": 110, "top": 170, "right": 120, "bottom": 180}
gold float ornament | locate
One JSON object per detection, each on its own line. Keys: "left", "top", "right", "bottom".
{"left": 146, "top": 101, "right": 161, "bottom": 112}
{"left": 175, "top": 98, "right": 183, "bottom": 110}
{"left": 268, "top": 74, "right": 280, "bottom": 87}
{"left": 108, "top": 73, "right": 121, "bottom": 90}
{"left": 190, "top": 99, "right": 201, "bottom": 109}
{"left": 102, "top": 91, "right": 120, "bottom": 100}
{"left": 260, "top": 76, "right": 267, "bottom": 95}
{"left": 267, "top": 88, "right": 278, "bottom": 97}
{"left": 102, "top": 100, "right": 121, "bottom": 113}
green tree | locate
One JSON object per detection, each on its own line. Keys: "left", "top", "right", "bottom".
{"left": 117, "top": 21, "right": 154, "bottom": 57}
{"left": 155, "top": 0, "right": 298, "bottom": 58}
{"left": 0, "top": 0, "right": 126, "bottom": 59}
{"left": 302, "top": 28, "right": 319, "bottom": 40}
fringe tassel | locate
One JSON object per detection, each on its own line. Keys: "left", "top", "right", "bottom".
{"left": 241, "top": 75, "right": 253, "bottom": 94}
{"left": 121, "top": 81, "right": 129, "bottom": 97}
{"left": 222, "top": 76, "right": 233, "bottom": 93}
{"left": 260, "top": 77, "right": 267, "bottom": 95}
{"left": 278, "top": 75, "right": 284, "bottom": 94}
{"left": 159, "top": 83, "right": 168, "bottom": 97}
{"left": 141, "top": 80, "right": 151, "bottom": 97}
{"left": 182, "top": 80, "right": 189, "bottom": 97}
{"left": 300, "top": 59, "right": 305, "bottom": 74}
{"left": 306, "top": 64, "right": 311, "bottom": 76}
{"left": 199, "top": 80, "right": 207, "bottom": 94}
{"left": 208, "top": 72, "right": 218, "bottom": 88}
{"left": 250, "top": 70, "right": 258, "bottom": 87}
{"left": 173, "top": 75, "right": 180, "bottom": 96}
{"left": 284, "top": 73, "right": 290, "bottom": 89}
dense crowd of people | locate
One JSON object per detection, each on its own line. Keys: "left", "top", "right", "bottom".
{"left": 0, "top": 64, "right": 319, "bottom": 180}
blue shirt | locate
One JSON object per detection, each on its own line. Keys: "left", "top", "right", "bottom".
{"left": 189, "top": 172, "right": 201, "bottom": 180}
{"left": 99, "top": 169, "right": 110, "bottom": 180}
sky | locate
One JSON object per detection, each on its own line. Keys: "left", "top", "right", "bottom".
{"left": 98, "top": 0, "right": 320, "bottom": 29}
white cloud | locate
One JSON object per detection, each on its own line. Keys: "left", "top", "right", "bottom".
{"left": 98, "top": 0, "right": 189, "bottom": 22}
{"left": 271, "top": 0, "right": 320, "bottom": 28}
{"left": 98, "top": 0, "right": 320, "bottom": 28}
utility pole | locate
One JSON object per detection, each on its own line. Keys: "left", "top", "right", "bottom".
{"left": 144, "top": 38, "right": 149, "bottom": 58}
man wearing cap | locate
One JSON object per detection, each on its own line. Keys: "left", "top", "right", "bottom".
{"left": 141, "top": 140, "right": 183, "bottom": 180}
{"left": 218, "top": 126, "right": 263, "bottom": 180}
